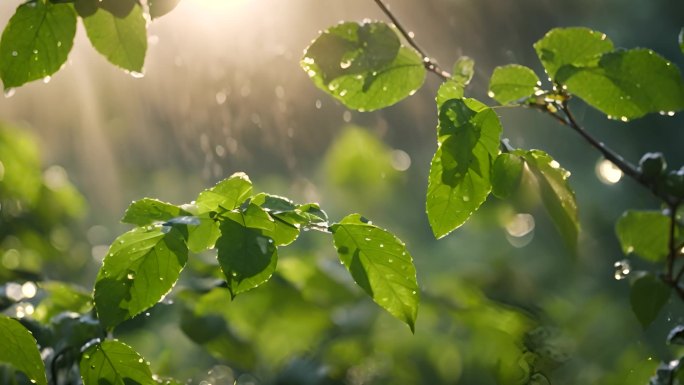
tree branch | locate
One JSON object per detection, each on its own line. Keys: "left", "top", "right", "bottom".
{"left": 372, "top": 0, "right": 451, "bottom": 80}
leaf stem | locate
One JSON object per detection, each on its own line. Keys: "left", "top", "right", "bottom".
{"left": 372, "top": 0, "right": 451, "bottom": 80}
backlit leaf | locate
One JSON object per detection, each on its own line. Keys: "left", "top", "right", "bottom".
{"left": 534, "top": 27, "right": 614, "bottom": 79}
{"left": 488, "top": 64, "right": 540, "bottom": 105}
{"left": 149, "top": 0, "right": 182, "bottom": 19}
{"left": 0, "top": 315, "right": 47, "bottom": 385}
{"left": 520, "top": 150, "right": 579, "bottom": 252}
{"left": 80, "top": 340, "right": 155, "bottom": 385}
{"left": 301, "top": 21, "right": 425, "bottom": 111}
{"left": 0, "top": 1, "right": 77, "bottom": 88}
{"left": 427, "top": 98, "right": 502, "bottom": 238}
{"left": 196, "top": 172, "right": 252, "bottom": 213}
{"left": 616, "top": 210, "right": 671, "bottom": 262}
{"left": 491, "top": 152, "right": 525, "bottom": 199}
{"left": 82, "top": 3, "right": 147, "bottom": 72}
{"left": 331, "top": 214, "right": 419, "bottom": 331}
{"left": 94, "top": 226, "right": 188, "bottom": 330}
{"left": 557, "top": 49, "right": 684, "bottom": 120}
{"left": 215, "top": 216, "right": 277, "bottom": 297}
{"left": 630, "top": 272, "right": 671, "bottom": 329}
{"left": 121, "top": 198, "right": 190, "bottom": 226}
{"left": 452, "top": 56, "right": 474, "bottom": 86}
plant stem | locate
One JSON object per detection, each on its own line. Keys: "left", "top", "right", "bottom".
{"left": 372, "top": 0, "right": 451, "bottom": 80}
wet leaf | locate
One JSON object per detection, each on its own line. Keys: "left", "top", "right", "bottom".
{"left": 491, "top": 152, "right": 525, "bottom": 199}
{"left": 80, "top": 340, "right": 155, "bottom": 385}
{"left": 0, "top": 315, "right": 47, "bottom": 385}
{"left": 196, "top": 172, "right": 253, "bottom": 213}
{"left": 630, "top": 272, "right": 671, "bottom": 329}
{"left": 616, "top": 210, "right": 671, "bottom": 262}
{"left": 0, "top": 1, "right": 77, "bottom": 88}
{"left": 427, "top": 98, "right": 501, "bottom": 238}
{"left": 215, "top": 216, "right": 277, "bottom": 297}
{"left": 452, "top": 56, "right": 474, "bottom": 86}
{"left": 94, "top": 227, "right": 188, "bottom": 330}
{"left": 488, "top": 64, "right": 540, "bottom": 105}
{"left": 301, "top": 21, "right": 425, "bottom": 111}
{"left": 121, "top": 198, "right": 190, "bottom": 226}
{"left": 519, "top": 150, "right": 579, "bottom": 252}
{"left": 82, "top": 3, "right": 147, "bottom": 72}
{"left": 331, "top": 214, "right": 419, "bottom": 331}
{"left": 534, "top": 27, "right": 614, "bottom": 79}
{"left": 557, "top": 48, "right": 684, "bottom": 120}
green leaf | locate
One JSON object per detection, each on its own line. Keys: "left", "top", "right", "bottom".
{"left": 533, "top": 27, "right": 614, "bottom": 80}
{"left": 149, "top": 0, "right": 182, "bottom": 19}
{"left": 81, "top": 3, "right": 147, "bottom": 72}
{"left": 426, "top": 98, "right": 502, "bottom": 238}
{"left": 94, "top": 226, "right": 188, "bottom": 330}
{"left": 452, "top": 56, "right": 474, "bottom": 86}
{"left": 436, "top": 79, "right": 464, "bottom": 107}
{"left": 491, "top": 152, "right": 525, "bottom": 199}
{"left": 80, "top": 340, "right": 155, "bottom": 385}
{"left": 121, "top": 198, "right": 190, "bottom": 226}
{"left": 196, "top": 172, "right": 253, "bottom": 213}
{"left": 250, "top": 194, "right": 301, "bottom": 246}
{"left": 0, "top": 1, "right": 77, "bottom": 88}
{"left": 215, "top": 217, "right": 277, "bottom": 297}
{"left": 35, "top": 281, "right": 93, "bottom": 323}
{"left": 0, "top": 315, "right": 47, "bottom": 385}
{"left": 301, "top": 21, "right": 425, "bottom": 111}
{"left": 557, "top": 48, "right": 684, "bottom": 120}
{"left": 331, "top": 214, "right": 419, "bottom": 331}
{"left": 630, "top": 272, "right": 671, "bottom": 329}
{"left": 520, "top": 150, "right": 579, "bottom": 251}
{"left": 488, "top": 64, "right": 540, "bottom": 105}
{"left": 616, "top": 210, "right": 671, "bottom": 262}
{"left": 186, "top": 213, "right": 220, "bottom": 253}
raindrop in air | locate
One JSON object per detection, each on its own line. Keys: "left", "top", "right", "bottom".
{"left": 613, "top": 259, "right": 631, "bottom": 280}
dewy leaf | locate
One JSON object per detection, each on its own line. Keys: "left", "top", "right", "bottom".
{"left": 215, "top": 217, "right": 277, "bottom": 297}
{"left": 616, "top": 210, "right": 671, "bottom": 262}
{"left": 452, "top": 56, "right": 475, "bottom": 86}
{"left": 186, "top": 213, "right": 220, "bottom": 253}
{"left": 0, "top": 315, "right": 47, "bottom": 385}
{"left": 534, "top": 27, "right": 614, "bottom": 80}
{"left": 488, "top": 64, "right": 540, "bottom": 105}
{"left": 331, "top": 214, "right": 419, "bottom": 332}
{"left": 301, "top": 21, "right": 425, "bottom": 111}
{"left": 121, "top": 198, "right": 191, "bottom": 226}
{"left": 0, "top": 1, "right": 77, "bottom": 89}
{"left": 196, "top": 172, "right": 253, "bottom": 213}
{"left": 94, "top": 227, "right": 188, "bottom": 330}
{"left": 149, "top": 0, "right": 182, "bottom": 19}
{"left": 427, "top": 99, "right": 502, "bottom": 238}
{"left": 81, "top": 3, "right": 147, "bottom": 72}
{"left": 436, "top": 79, "right": 464, "bottom": 107}
{"left": 80, "top": 340, "right": 155, "bottom": 385}
{"left": 521, "top": 150, "right": 579, "bottom": 251}
{"left": 630, "top": 272, "right": 671, "bottom": 329}
{"left": 491, "top": 152, "right": 525, "bottom": 199}
{"left": 556, "top": 48, "right": 684, "bottom": 120}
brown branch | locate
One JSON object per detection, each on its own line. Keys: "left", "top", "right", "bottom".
{"left": 372, "top": 0, "right": 451, "bottom": 80}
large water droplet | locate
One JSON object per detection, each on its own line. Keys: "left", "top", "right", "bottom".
{"left": 613, "top": 259, "right": 631, "bottom": 280}
{"left": 4, "top": 88, "right": 16, "bottom": 98}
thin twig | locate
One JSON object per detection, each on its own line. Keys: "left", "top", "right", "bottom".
{"left": 372, "top": 0, "right": 451, "bottom": 80}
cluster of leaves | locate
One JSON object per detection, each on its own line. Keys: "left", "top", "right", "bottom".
{"left": 1, "top": 171, "right": 420, "bottom": 384}
{"left": 302, "top": 19, "right": 684, "bottom": 385}
{"left": 0, "top": 0, "right": 183, "bottom": 89}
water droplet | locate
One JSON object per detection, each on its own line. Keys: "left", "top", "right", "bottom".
{"left": 90, "top": 365, "right": 95, "bottom": 369}
{"left": 57, "top": 41, "right": 62, "bottom": 47}
{"left": 620, "top": 116, "right": 629, "bottom": 122}
{"left": 119, "top": 240, "right": 124, "bottom": 244}
{"left": 129, "top": 71, "right": 144, "bottom": 79}
{"left": 4, "top": 88, "right": 16, "bottom": 98}
{"left": 339, "top": 89, "right": 348, "bottom": 97}
{"left": 11, "top": 51, "right": 18, "bottom": 57}
{"left": 613, "top": 259, "right": 631, "bottom": 280}
{"left": 462, "top": 196, "right": 470, "bottom": 202}
{"left": 145, "top": 312, "right": 150, "bottom": 317}
{"left": 138, "top": 358, "right": 144, "bottom": 363}
{"left": 127, "top": 273, "right": 135, "bottom": 280}
{"left": 315, "top": 99, "right": 322, "bottom": 109}
{"left": 409, "top": 89, "right": 417, "bottom": 96}
{"left": 42, "top": 76, "right": 51, "bottom": 84}
{"left": 412, "top": 290, "right": 417, "bottom": 295}
{"left": 379, "top": 244, "right": 384, "bottom": 248}
{"left": 340, "top": 59, "right": 352, "bottom": 69}
{"left": 33, "top": 49, "right": 38, "bottom": 54}
{"left": 487, "top": 91, "right": 495, "bottom": 98}
{"left": 388, "top": 258, "right": 393, "bottom": 263}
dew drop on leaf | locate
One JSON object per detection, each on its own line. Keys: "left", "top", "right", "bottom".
{"left": 613, "top": 259, "right": 631, "bottom": 280}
